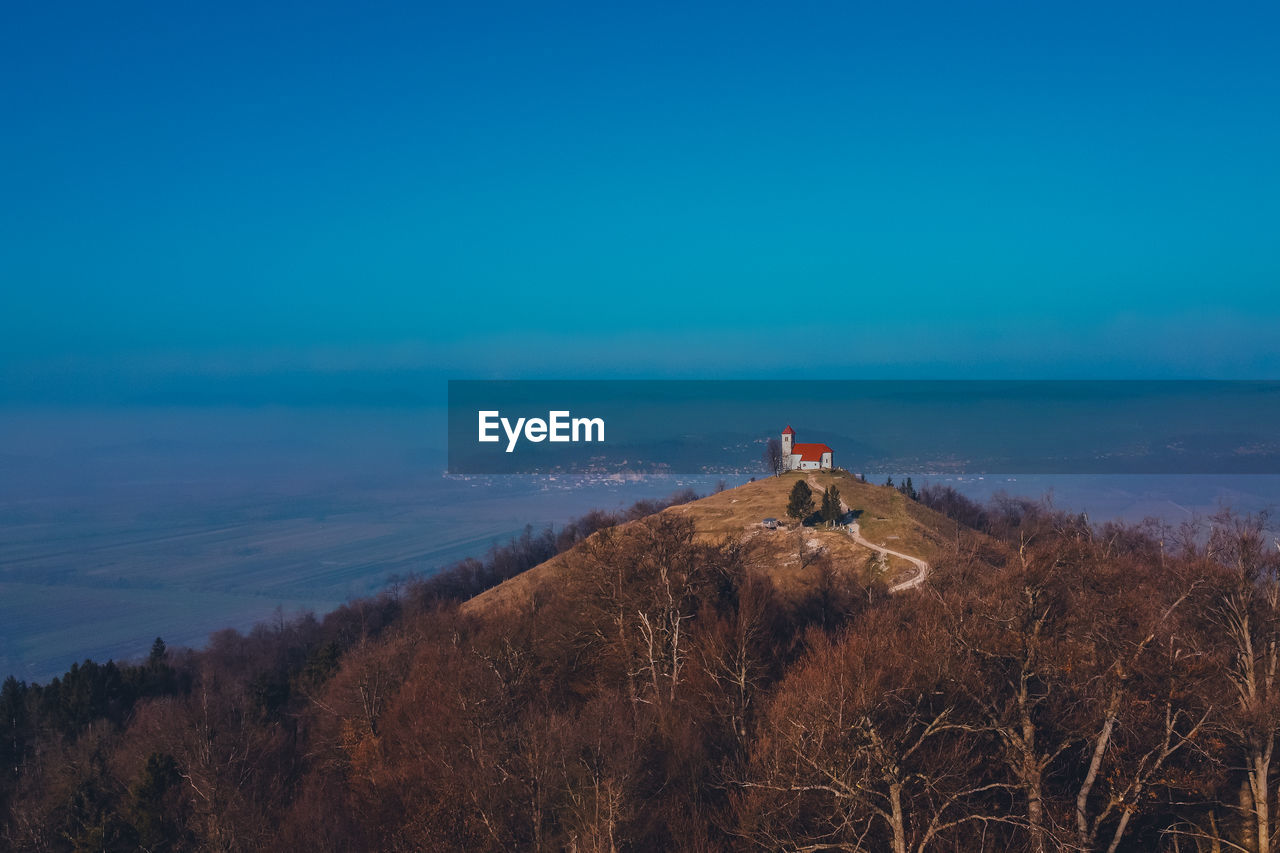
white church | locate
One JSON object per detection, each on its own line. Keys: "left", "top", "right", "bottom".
{"left": 781, "top": 425, "right": 833, "bottom": 471}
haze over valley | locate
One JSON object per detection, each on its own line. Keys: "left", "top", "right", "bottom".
{"left": 3, "top": 405, "right": 1277, "bottom": 680}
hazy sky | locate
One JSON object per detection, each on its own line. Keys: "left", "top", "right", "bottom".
{"left": 4, "top": 1, "right": 1279, "bottom": 399}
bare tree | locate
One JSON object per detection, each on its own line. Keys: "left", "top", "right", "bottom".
{"left": 735, "top": 601, "right": 1017, "bottom": 853}
{"left": 763, "top": 437, "right": 786, "bottom": 477}
{"left": 1067, "top": 562, "right": 1211, "bottom": 853}
{"left": 566, "top": 515, "right": 719, "bottom": 718}
{"left": 939, "top": 534, "right": 1070, "bottom": 853}
{"left": 1200, "top": 512, "right": 1280, "bottom": 853}
{"left": 696, "top": 571, "right": 778, "bottom": 748}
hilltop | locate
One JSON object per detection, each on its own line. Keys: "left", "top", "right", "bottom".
{"left": 464, "top": 469, "right": 970, "bottom": 615}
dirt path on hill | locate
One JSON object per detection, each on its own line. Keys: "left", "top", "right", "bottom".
{"left": 806, "top": 475, "right": 930, "bottom": 592}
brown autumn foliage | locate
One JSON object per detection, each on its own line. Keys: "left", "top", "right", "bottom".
{"left": 3, "top": 485, "right": 1280, "bottom": 852}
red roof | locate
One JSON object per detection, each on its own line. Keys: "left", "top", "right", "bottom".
{"left": 792, "top": 442, "right": 832, "bottom": 462}
{"left": 781, "top": 425, "right": 795, "bottom": 435}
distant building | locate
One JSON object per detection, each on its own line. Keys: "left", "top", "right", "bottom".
{"left": 780, "top": 425, "right": 832, "bottom": 471}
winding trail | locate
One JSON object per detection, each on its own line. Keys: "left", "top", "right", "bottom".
{"left": 806, "top": 475, "right": 930, "bottom": 593}
{"left": 847, "top": 520, "right": 930, "bottom": 592}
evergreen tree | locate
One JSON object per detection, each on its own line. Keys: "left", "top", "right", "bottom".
{"left": 148, "top": 637, "right": 166, "bottom": 667}
{"left": 1, "top": 676, "right": 26, "bottom": 782}
{"left": 786, "top": 480, "right": 814, "bottom": 523}
{"left": 821, "top": 485, "right": 843, "bottom": 527}
{"left": 128, "top": 752, "right": 183, "bottom": 850}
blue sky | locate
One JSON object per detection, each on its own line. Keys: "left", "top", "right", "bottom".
{"left": 3, "top": 1, "right": 1279, "bottom": 398}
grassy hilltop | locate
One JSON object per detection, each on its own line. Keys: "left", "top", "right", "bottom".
{"left": 466, "top": 469, "right": 968, "bottom": 614}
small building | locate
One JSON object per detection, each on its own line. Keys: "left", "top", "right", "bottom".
{"left": 781, "top": 425, "right": 833, "bottom": 471}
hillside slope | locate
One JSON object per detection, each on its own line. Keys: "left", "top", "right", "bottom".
{"left": 464, "top": 470, "right": 974, "bottom": 615}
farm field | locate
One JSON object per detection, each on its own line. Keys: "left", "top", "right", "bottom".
{"left": 0, "top": 478, "right": 726, "bottom": 681}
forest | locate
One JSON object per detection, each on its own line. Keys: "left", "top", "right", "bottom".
{"left": 3, "top": 481, "right": 1280, "bottom": 852}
